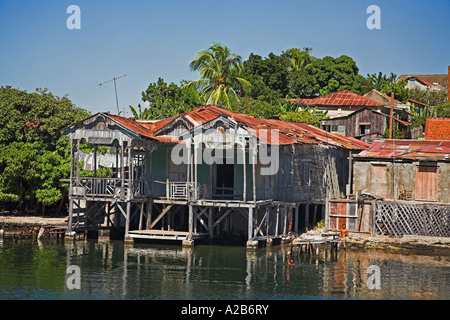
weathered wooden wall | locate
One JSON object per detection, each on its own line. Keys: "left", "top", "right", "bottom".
{"left": 353, "top": 160, "right": 450, "bottom": 203}
{"left": 292, "top": 144, "right": 349, "bottom": 203}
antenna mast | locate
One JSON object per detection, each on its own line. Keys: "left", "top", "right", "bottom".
{"left": 98, "top": 74, "right": 127, "bottom": 115}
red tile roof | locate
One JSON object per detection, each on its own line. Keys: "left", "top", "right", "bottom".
{"left": 425, "top": 118, "right": 450, "bottom": 140}
{"left": 291, "top": 90, "right": 384, "bottom": 107}
{"left": 354, "top": 139, "right": 450, "bottom": 161}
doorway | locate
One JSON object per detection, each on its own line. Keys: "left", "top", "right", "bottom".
{"left": 214, "top": 163, "right": 234, "bottom": 199}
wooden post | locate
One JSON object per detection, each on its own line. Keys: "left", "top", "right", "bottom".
{"left": 305, "top": 204, "right": 310, "bottom": 231}
{"left": 146, "top": 198, "right": 153, "bottom": 230}
{"left": 94, "top": 145, "right": 97, "bottom": 178}
{"left": 188, "top": 204, "right": 194, "bottom": 239}
{"left": 248, "top": 206, "right": 254, "bottom": 241}
{"left": 138, "top": 202, "right": 145, "bottom": 230}
{"left": 243, "top": 145, "right": 247, "bottom": 202}
{"left": 294, "top": 205, "right": 299, "bottom": 234}
{"left": 76, "top": 139, "right": 80, "bottom": 185}
{"left": 121, "top": 142, "right": 125, "bottom": 191}
{"left": 251, "top": 137, "right": 257, "bottom": 203}
{"left": 275, "top": 205, "right": 280, "bottom": 237}
{"left": 389, "top": 91, "right": 394, "bottom": 139}
{"left": 67, "top": 198, "right": 74, "bottom": 232}
{"left": 208, "top": 207, "right": 213, "bottom": 239}
{"left": 125, "top": 201, "right": 131, "bottom": 239}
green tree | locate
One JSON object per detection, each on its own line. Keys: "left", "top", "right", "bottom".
{"left": 366, "top": 72, "right": 410, "bottom": 103}
{"left": 284, "top": 47, "right": 315, "bottom": 73}
{"left": 132, "top": 78, "right": 203, "bottom": 119}
{"left": 230, "top": 98, "right": 282, "bottom": 119}
{"left": 0, "top": 86, "right": 90, "bottom": 213}
{"left": 436, "top": 101, "right": 450, "bottom": 118}
{"left": 290, "top": 55, "right": 365, "bottom": 98}
{"left": 408, "top": 87, "right": 448, "bottom": 107}
{"left": 243, "top": 52, "right": 291, "bottom": 101}
{"left": 279, "top": 107, "right": 329, "bottom": 127}
{"left": 185, "top": 43, "right": 251, "bottom": 108}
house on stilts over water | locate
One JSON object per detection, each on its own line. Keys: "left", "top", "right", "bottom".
{"left": 63, "top": 105, "right": 368, "bottom": 248}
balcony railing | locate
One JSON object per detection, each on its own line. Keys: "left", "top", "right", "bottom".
{"left": 71, "top": 177, "right": 149, "bottom": 199}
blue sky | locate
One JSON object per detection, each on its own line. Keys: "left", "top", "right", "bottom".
{"left": 0, "top": 0, "right": 449, "bottom": 115}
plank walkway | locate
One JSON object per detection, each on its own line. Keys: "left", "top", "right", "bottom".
{"left": 128, "top": 229, "right": 209, "bottom": 241}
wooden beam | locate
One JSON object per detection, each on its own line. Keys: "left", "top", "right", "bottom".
{"left": 213, "top": 208, "right": 233, "bottom": 228}
{"left": 389, "top": 91, "right": 394, "bottom": 139}
{"left": 148, "top": 204, "right": 173, "bottom": 230}
{"left": 254, "top": 207, "right": 269, "bottom": 238}
{"left": 248, "top": 206, "right": 254, "bottom": 241}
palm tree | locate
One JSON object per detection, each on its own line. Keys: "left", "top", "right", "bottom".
{"left": 184, "top": 43, "right": 251, "bottom": 108}
{"left": 285, "top": 47, "right": 315, "bottom": 72}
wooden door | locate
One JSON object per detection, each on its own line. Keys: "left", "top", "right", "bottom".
{"left": 415, "top": 166, "right": 438, "bottom": 201}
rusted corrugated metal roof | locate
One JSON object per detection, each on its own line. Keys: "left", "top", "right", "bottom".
{"left": 354, "top": 139, "right": 450, "bottom": 161}
{"left": 103, "top": 105, "right": 369, "bottom": 150}
{"left": 291, "top": 90, "right": 384, "bottom": 107}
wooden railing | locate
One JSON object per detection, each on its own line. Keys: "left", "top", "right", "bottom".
{"left": 71, "top": 177, "right": 149, "bottom": 198}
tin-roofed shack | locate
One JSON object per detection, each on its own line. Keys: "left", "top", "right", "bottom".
{"left": 64, "top": 105, "right": 368, "bottom": 247}
{"left": 352, "top": 139, "right": 450, "bottom": 202}
{"left": 326, "top": 139, "right": 450, "bottom": 238}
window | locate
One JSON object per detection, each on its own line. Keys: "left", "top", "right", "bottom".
{"left": 331, "top": 125, "right": 345, "bottom": 133}
{"left": 359, "top": 123, "right": 371, "bottom": 135}
{"left": 372, "top": 164, "right": 387, "bottom": 180}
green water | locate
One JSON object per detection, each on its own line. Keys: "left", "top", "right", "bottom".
{"left": 0, "top": 237, "right": 448, "bottom": 300}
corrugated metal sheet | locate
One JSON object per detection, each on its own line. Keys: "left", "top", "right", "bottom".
{"left": 103, "top": 105, "right": 369, "bottom": 150}
{"left": 354, "top": 139, "right": 450, "bottom": 160}
{"left": 291, "top": 90, "right": 385, "bottom": 107}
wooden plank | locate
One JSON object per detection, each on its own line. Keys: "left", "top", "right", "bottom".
{"left": 148, "top": 204, "right": 173, "bottom": 230}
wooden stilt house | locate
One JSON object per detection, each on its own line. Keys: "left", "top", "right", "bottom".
{"left": 64, "top": 105, "right": 368, "bottom": 247}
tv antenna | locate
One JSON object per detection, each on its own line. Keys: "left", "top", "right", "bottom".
{"left": 98, "top": 74, "right": 127, "bottom": 115}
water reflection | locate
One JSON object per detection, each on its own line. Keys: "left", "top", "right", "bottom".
{"left": 0, "top": 237, "right": 448, "bottom": 299}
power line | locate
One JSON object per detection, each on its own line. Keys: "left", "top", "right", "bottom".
{"left": 98, "top": 74, "right": 127, "bottom": 115}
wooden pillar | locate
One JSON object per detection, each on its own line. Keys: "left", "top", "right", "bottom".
{"left": 121, "top": 142, "right": 125, "bottom": 189}
{"left": 188, "top": 204, "right": 194, "bottom": 239}
{"left": 67, "top": 198, "right": 74, "bottom": 232}
{"left": 208, "top": 207, "right": 213, "bottom": 239}
{"left": 294, "top": 205, "right": 299, "bottom": 234}
{"left": 251, "top": 137, "right": 257, "bottom": 203}
{"left": 76, "top": 139, "right": 80, "bottom": 184}
{"left": 389, "top": 92, "right": 394, "bottom": 139}
{"left": 275, "top": 205, "right": 280, "bottom": 237}
{"left": 305, "top": 203, "right": 310, "bottom": 231}
{"left": 243, "top": 145, "right": 247, "bottom": 202}
{"left": 145, "top": 199, "right": 153, "bottom": 230}
{"left": 138, "top": 202, "right": 145, "bottom": 230}
{"left": 125, "top": 201, "right": 131, "bottom": 238}
{"left": 248, "top": 206, "right": 254, "bottom": 241}
{"left": 282, "top": 207, "right": 287, "bottom": 236}
{"left": 94, "top": 145, "right": 97, "bottom": 178}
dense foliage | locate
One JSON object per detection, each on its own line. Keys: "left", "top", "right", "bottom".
{"left": 0, "top": 86, "right": 90, "bottom": 213}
